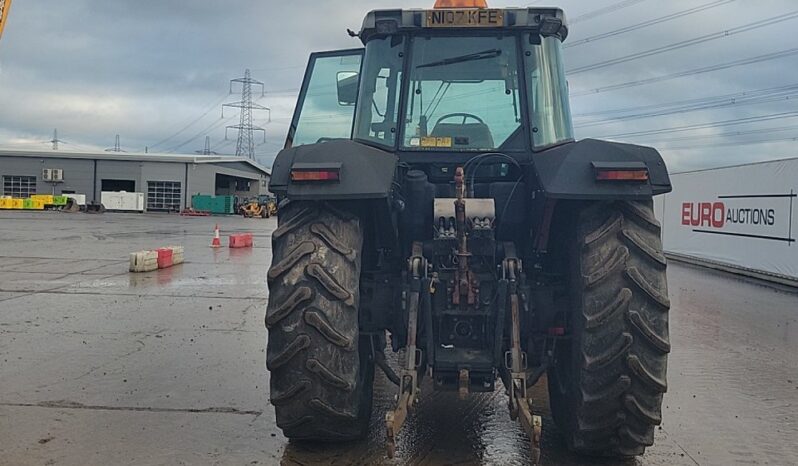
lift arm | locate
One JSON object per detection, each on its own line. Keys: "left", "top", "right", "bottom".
{"left": 503, "top": 245, "right": 543, "bottom": 465}
{"left": 385, "top": 242, "right": 427, "bottom": 458}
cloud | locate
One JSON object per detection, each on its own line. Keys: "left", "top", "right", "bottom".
{"left": 0, "top": 0, "right": 796, "bottom": 170}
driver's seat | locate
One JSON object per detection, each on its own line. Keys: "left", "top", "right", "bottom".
{"left": 431, "top": 122, "right": 494, "bottom": 149}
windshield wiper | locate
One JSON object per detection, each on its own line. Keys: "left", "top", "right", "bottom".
{"left": 416, "top": 49, "right": 502, "bottom": 69}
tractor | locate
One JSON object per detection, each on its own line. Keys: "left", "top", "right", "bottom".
{"left": 265, "top": 0, "right": 671, "bottom": 461}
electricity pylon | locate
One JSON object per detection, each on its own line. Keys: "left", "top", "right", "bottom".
{"left": 196, "top": 136, "right": 218, "bottom": 155}
{"left": 222, "top": 69, "right": 270, "bottom": 160}
{"left": 105, "top": 134, "right": 124, "bottom": 152}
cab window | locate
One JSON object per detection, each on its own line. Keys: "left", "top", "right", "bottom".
{"left": 353, "top": 36, "right": 405, "bottom": 147}
{"left": 402, "top": 35, "right": 522, "bottom": 151}
{"left": 524, "top": 34, "right": 574, "bottom": 149}
{"left": 289, "top": 51, "right": 363, "bottom": 147}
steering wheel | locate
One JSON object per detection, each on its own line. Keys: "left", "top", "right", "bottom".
{"left": 434, "top": 113, "right": 486, "bottom": 127}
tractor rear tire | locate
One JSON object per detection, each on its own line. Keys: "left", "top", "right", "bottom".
{"left": 549, "top": 200, "right": 670, "bottom": 457}
{"left": 266, "top": 201, "right": 374, "bottom": 441}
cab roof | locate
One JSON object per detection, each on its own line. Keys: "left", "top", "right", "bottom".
{"left": 358, "top": 7, "right": 568, "bottom": 44}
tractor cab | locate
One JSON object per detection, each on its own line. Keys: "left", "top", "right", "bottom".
{"left": 285, "top": 0, "right": 574, "bottom": 160}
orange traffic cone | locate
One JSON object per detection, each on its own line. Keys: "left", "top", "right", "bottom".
{"left": 210, "top": 224, "right": 222, "bottom": 248}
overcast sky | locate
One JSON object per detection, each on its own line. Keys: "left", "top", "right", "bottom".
{"left": 1, "top": 0, "right": 796, "bottom": 171}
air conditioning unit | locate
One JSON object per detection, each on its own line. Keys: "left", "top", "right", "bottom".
{"left": 42, "top": 168, "right": 64, "bottom": 182}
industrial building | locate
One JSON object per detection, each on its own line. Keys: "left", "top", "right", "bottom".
{"left": 0, "top": 149, "right": 271, "bottom": 212}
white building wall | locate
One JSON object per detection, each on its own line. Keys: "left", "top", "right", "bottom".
{"left": 0, "top": 156, "right": 95, "bottom": 199}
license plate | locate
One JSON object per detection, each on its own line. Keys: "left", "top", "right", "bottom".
{"left": 425, "top": 9, "right": 504, "bottom": 28}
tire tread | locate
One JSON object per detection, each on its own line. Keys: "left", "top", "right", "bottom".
{"left": 266, "top": 202, "right": 372, "bottom": 441}
{"left": 550, "top": 200, "right": 670, "bottom": 458}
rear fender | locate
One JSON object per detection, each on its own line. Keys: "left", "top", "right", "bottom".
{"left": 269, "top": 139, "right": 400, "bottom": 250}
{"left": 531, "top": 138, "right": 671, "bottom": 200}
{"left": 270, "top": 139, "right": 398, "bottom": 201}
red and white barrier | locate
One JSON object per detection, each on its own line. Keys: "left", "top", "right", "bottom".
{"left": 229, "top": 233, "right": 254, "bottom": 249}
{"left": 168, "top": 245, "right": 185, "bottom": 265}
{"left": 157, "top": 248, "right": 173, "bottom": 269}
{"left": 130, "top": 250, "right": 158, "bottom": 273}
{"left": 130, "top": 245, "right": 185, "bottom": 273}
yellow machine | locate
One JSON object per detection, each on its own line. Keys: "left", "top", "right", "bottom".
{"left": 239, "top": 196, "right": 277, "bottom": 218}
{"left": 0, "top": 0, "right": 12, "bottom": 41}
{"left": 264, "top": 199, "right": 277, "bottom": 218}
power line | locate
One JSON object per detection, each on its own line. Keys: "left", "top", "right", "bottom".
{"left": 571, "top": 47, "right": 798, "bottom": 97}
{"left": 577, "top": 93, "right": 798, "bottom": 128}
{"left": 58, "top": 140, "right": 99, "bottom": 152}
{"left": 567, "top": 10, "right": 798, "bottom": 74}
{"left": 164, "top": 98, "right": 263, "bottom": 153}
{"left": 158, "top": 77, "right": 270, "bottom": 155}
{"left": 574, "top": 86, "right": 798, "bottom": 128}
{"left": 211, "top": 138, "right": 236, "bottom": 153}
{"left": 164, "top": 112, "right": 238, "bottom": 153}
{"left": 570, "top": 0, "right": 651, "bottom": 24}
{"left": 163, "top": 92, "right": 269, "bottom": 154}
{"left": 598, "top": 111, "right": 798, "bottom": 139}
{"left": 149, "top": 93, "right": 229, "bottom": 150}
{"left": 249, "top": 64, "right": 306, "bottom": 73}
{"left": 574, "top": 83, "right": 798, "bottom": 119}
{"left": 264, "top": 87, "right": 301, "bottom": 95}
{"left": 565, "top": 0, "right": 735, "bottom": 49}
{"left": 643, "top": 124, "right": 798, "bottom": 144}
{"left": 659, "top": 135, "right": 798, "bottom": 151}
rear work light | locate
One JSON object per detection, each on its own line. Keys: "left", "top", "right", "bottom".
{"left": 592, "top": 162, "right": 650, "bottom": 182}
{"left": 291, "top": 167, "right": 341, "bottom": 181}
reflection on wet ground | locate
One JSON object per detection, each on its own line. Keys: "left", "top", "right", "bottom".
{"left": 280, "top": 371, "right": 693, "bottom": 466}
{"left": 0, "top": 211, "right": 796, "bottom": 465}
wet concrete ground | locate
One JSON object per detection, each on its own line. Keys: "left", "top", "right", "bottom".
{"left": 0, "top": 211, "right": 796, "bottom": 466}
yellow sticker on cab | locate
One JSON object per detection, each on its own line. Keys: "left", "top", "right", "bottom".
{"left": 421, "top": 137, "right": 453, "bottom": 148}
{"left": 426, "top": 9, "right": 504, "bottom": 28}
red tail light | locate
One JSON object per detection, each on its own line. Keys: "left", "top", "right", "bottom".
{"left": 291, "top": 169, "right": 340, "bottom": 182}
{"left": 592, "top": 162, "right": 650, "bottom": 182}
{"left": 595, "top": 169, "right": 649, "bottom": 181}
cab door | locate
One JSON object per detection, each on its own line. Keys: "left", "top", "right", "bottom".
{"left": 285, "top": 49, "right": 364, "bottom": 149}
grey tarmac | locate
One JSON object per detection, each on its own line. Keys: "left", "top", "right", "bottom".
{"left": 0, "top": 211, "right": 796, "bottom": 465}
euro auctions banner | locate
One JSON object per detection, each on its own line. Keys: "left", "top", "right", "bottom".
{"left": 655, "top": 158, "right": 798, "bottom": 280}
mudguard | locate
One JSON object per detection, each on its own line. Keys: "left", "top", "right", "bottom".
{"left": 269, "top": 140, "right": 399, "bottom": 201}
{"left": 532, "top": 139, "right": 671, "bottom": 200}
